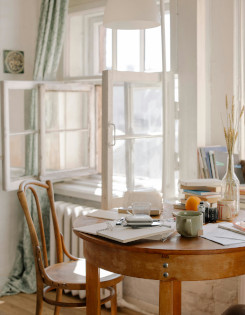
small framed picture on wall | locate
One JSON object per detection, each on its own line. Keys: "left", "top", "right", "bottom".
{"left": 3, "top": 50, "right": 24, "bottom": 74}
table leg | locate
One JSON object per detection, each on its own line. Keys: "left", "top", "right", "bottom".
{"left": 86, "top": 260, "right": 101, "bottom": 315}
{"left": 159, "top": 280, "right": 181, "bottom": 315}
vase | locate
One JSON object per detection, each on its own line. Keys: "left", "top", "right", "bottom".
{"left": 218, "top": 154, "right": 240, "bottom": 220}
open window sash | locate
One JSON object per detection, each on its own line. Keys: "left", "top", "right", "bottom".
{"left": 101, "top": 70, "right": 163, "bottom": 209}
{"left": 1, "top": 80, "right": 97, "bottom": 191}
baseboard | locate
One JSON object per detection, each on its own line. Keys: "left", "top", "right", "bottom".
{"left": 123, "top": 295, "right": 158, "bottom": 315}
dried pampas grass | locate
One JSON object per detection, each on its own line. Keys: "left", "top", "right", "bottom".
{"left": 222, "top": 96, "right": 244, "bottom": 156}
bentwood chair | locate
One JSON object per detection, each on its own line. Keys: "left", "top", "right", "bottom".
{"left": 18, "top": 179, "right": 123, "bottom": 315}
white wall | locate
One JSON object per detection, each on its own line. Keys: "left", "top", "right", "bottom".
{"left": 209, "top": 0, "right": 234, "bottom": 146}
{"left": 0, "top": 0, "right": 40, "bottom": 289}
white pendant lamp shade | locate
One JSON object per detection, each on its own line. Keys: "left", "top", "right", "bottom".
{"left": 103, "top": 0, "right": 160, "bottom": 30}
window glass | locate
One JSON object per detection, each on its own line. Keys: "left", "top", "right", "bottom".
{"left": 9, "top": 89, "right": 37, "bottom": 133}
{"left": 10, "top": 134, "right": 38, "bottom": 179}
{"left": 45, "top": 130, "right": 88, "bottom": 171}
{"left": 134, "top": 138, "right": 162, "bottom": 191}
{"left": 117, "top": 30, "right": 140, "bottom": 71}
{"left": 113, "top": 85, "right": 125, "bottom": 135}
{"left": 105, "top": 28, "right": 112, "bottom": 70}
{"left": 113, "top": 139, "right": 127, "bottom": 195}
{"left": 132, "top": 84, "right": 162, "bottom": 134}
{"left": 145, "top": 26, "right": 162, "bottom": 72}
{"left": 45, "top": 91, "right": 88, "bottom": 130}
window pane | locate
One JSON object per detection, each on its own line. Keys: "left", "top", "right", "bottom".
{"left": 9, "top": 88, "right": 38, "bottom": 133}
{"left": 145, "top": 26, "right": 162, "bottom": 72}
{"left": 10, "top": 134, "right": 38, "bottom": 179}
{"left": 113, "top": 85, "right": 125, "bottom": 135}
{"left": 113, "top": 139, "right": 126, "bottom": 195}
{"left": 134, "top": 138, "right": 162, "bottom": 191}
{"left": 117, "top": 30, "right": 140, "bottom": 71}
{"left": 45, "top": 131, "right": 88, "bottom": 171}
{"left": 45, "top": 91, "right": 88, "bottom": 130}
{"left": 105, "top": 28, "right": 112, "bottom": 70}
{"left": 132, "top": 84, "right": 162, "bottom": 134}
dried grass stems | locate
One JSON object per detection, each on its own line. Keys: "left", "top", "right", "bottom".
{"left": 222, "top": 96, "right": 244, "bottom": 157}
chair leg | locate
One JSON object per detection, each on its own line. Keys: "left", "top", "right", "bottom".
{"left": 36, "top": 287, "right": 44, "bottom": 315}
{"left": 110, "top": 285, "right": 117, "bottom": 315}
{"left": 54, "top": 288, "right": 63, "bottom": 315}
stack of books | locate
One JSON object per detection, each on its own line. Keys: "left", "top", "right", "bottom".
{"left": 240, "top": 185, "right": 245, "bottom": 210}
{"left": 174, "top": 179, "right": 222, "bottom": 210}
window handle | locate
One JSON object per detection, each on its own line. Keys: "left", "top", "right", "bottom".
{"left": 108, "top": 123, "right": 116, "bottom": 146}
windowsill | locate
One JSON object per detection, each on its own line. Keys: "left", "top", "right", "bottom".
{"left": 53, "top": 175, "right": 102, "bottom": 202}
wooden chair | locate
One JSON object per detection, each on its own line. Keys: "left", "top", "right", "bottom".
{"left": 17, "top": 179, "right": 123, "bottom": 315}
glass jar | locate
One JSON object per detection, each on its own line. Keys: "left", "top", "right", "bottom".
{"left": 218, "top": 154, "right": 240, "bottom": 220}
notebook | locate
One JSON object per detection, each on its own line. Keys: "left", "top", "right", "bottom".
{"left": 74, "top": 222, "right": 174, "bottom": 243}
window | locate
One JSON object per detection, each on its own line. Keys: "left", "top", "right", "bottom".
{"left": 2, "top": 3, "right": 178, "bottom": 200}
{"left": 64, "top": 7, "right": 164, "bottom": 77}
{"left": 62, "top": 4, "right": 177, "bottom": 203}
{"left": 101, "top": 71, "right": 163, "bottom": 208}
{"left": 2, "top": 80, "right": 98, "bottom": 191}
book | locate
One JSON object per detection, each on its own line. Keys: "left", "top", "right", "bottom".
{"left": 240, "top": 185, "right": 245, "bottom": 195}
{"left": 173, "top": 203, "right": 186, "bottom": 210}
{"left": 199, "top": 147, "right": 209, "bottom": 178}
{"left": 197, "top": 148, "right": 205, "bottom": 178}
{"left": 183, "top": 189, "right": 220, "bottom": 196}
{"left": 179, "top": 179, "right": 221, "bottom": 192}
{"left": 184, "top": 193, "right": 221, "bottom": 203}
{"left": 199, "top": 146, "right": 227, "bottom": 178}
{"left": 73, "top": 222, "right": 174, "bottom": 243}
{"left": 209, "top": 151, "right": 219, "bottom": 179}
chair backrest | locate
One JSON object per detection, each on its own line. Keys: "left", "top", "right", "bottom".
{"left": 17, "top": 180, "right": 63, "bottom": 274}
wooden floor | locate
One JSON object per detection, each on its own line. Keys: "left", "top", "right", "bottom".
{"left": 0, "top": 292, "right": 142, "bottom": 315}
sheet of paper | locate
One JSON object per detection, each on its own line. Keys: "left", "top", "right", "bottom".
{"left": 201, "top": 223, "right": 245, "bottom": 245}
{"left": 86, "top": 209, "right": 123, "bottom": 221}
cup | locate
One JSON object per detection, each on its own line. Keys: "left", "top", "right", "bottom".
{"left": 217, "top": 200, "right": 235, "bottom": 221}
{"left": 176, "top": 211, "right": 203, "bottom": 237}
{"left": 131, "top": 202, "right": 151, "bottom": 215}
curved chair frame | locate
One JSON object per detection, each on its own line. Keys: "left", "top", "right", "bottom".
{"left": 18, "top": 179, "right": 123, "bottom": 315}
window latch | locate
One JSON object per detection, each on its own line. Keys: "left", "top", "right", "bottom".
{"left": 108, "top": 123, "right": 116, "bottom": 146}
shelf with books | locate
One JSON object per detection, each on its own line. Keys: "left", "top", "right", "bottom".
{"left": 197, "top": 146, "right": 245, "bottom": 184}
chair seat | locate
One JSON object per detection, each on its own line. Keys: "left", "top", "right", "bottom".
{"left": 45, "top": 258, "right": 123, "bottom": 290}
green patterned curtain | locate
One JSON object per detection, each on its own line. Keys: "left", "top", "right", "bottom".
{"left": 0, "top": 0, "right": 69, "bottom": 296}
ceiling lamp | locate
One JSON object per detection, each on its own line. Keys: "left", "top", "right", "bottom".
{"left": 103, "top": 0, "right": 160, "bottom": 30}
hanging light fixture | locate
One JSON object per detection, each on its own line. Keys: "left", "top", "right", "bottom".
{"left": 103, "top": 0, "right": 160, "bottom": 30}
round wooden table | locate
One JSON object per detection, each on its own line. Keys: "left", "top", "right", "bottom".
{"left": 73, "top": 214, "right": 245, "bottom": 315}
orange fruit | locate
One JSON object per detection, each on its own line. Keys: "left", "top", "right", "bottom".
{"left": 185, "top": 196, "right": 201, "bottom": 211}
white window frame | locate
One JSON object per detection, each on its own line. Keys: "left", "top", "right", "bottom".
{"left": 102, "top": 70, "right": 164, "bottom": 209}
{"left": 1, "top": 80, "right": 97, "bottom": 191}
